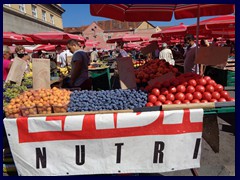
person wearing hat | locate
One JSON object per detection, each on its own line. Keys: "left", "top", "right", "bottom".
{"left": 159, "top": 43, "right": 175, "bottom": 65}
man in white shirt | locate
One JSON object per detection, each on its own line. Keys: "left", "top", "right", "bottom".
{"left": 159, "top": 43, "right": 174, "bottom": 65}
{"left": 90, "top": 48, "right": 99, "bottom": 63}
{"left": 55, "top": 45, "right": 72, "bottom": 67}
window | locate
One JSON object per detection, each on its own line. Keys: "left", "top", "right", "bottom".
{"left": 32, "top": 5, "right": 37, "bottom": 18}
{"left": 50, "top": 14, "right": 54, "bottom": 25}
{"left": 42, "top": 10, "right": 46, "bottom": 21}
{"left": 19, "top": 4, "right": 26, "bottom": 13}
{"left": 4, "top": 4, "right": 11, "bottom": 7}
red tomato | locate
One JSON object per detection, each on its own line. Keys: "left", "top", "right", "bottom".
{"left": 192, "top": 99, "right": 200, "bottom": 103}
{"left": 220, "top": 91, "right": 230, "bottom": 99}
{"left": 218, "top": 98, "right": 226, "bottom": 102}
{"left": 195, "top": 85, "right": 205, "bottom": 93}
{"left": 188, "top": 79, "right": 197, "bottom": 86}
{"left": 168, "top": 86, "right": 177, "bottom": 94}
{"left": 215, "top": 84, "right": 224, "bottom": 92}
{"left": 193, "top": 92, "right": 202, "bottom": 100}
{"left": 164, "top": 100, "right": 173, "bottom": 104}
{"left": 173, "top": 100, "right": 182, "bottom": 104}
{"left": 181, "top": 82, "right": 188, "bottom": 87}
{"left": 186, "top": 85, "right": 195, "bottom": 93}
{"left": 161, "top": 88, "right": 169, "bottom": 95}
{"left": 157, "top": 95, "right": 166, "bottom": 103}
{"left": 175, "top": 92, "right": 185, "bottom": 101}
{"left": 146, "top": 102, "right": 154, "bottom": 107}
{"left": 206, "top": 85, "right": 215, "bottom": 93}
{"left": 197, "top": 78, "right": 207, "bottom": 86}
{"left": 182, "top": 99, "right": 190, "bottom": 104}
{"left": 177, "top": 85, "right": 186, "bottom": 93}
{"left": 185, "top": 93, "right": 193, "bottom": 101}
{"left": 151, "top": 88, "right": 160, "bottom": 96}
{"left": 202, "top": 92, "right": 212, "bottom": 101}
{"left": 166, "top": 93, "right": 175, "bottom": 101}
{"left": 212, "top": 92, "right": 220, "bottom": 100}
{"left": 227, "top": 97, "right": 235, "bottom": 101}
{"left": 210, "top": 99, "right": 218, "bottom": 102}
{"left": 148, "top": 95, "right": 157, "bottom": 104}
{"left": 204, "top": 76, "right": 211, "bottom": 81}
{"left": 154, "top": 101, "right": 162, "bottom": 106}
{"left": 207, "top": 79, "right": 217, "bottom": 86}
{"left": 201, "top": 100, "right": 209, "bottom": 103}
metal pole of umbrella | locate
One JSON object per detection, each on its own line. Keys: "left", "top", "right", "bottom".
{"left": 196, "top": 4, "right": 202, "bottom": 76}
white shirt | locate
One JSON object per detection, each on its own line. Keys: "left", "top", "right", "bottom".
{"left": 57, "top": 50, "right": 72, "bottom": 67}
{"left": 159, "top": 48, "right": 174, "bottom": 65}
{"left": 90, "top": 51, "right": 99, "bottom": 62}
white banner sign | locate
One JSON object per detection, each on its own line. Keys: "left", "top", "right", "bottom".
{"left": 4, "top": 109, "right": 203, "bottom": 176}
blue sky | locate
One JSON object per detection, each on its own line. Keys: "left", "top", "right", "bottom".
{"left": 61, "top": 4, "right": 218, "bottom": 28}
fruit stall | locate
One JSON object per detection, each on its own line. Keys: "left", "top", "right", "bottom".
{"left": 3, "top": 58, "right": 235, "bottom": 176}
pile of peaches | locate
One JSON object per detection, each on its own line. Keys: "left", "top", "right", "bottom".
{"left": 4, "top": 87, "right": 71, "bottom": 118}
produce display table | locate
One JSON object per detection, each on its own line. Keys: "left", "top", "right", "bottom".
{"left": 4, "top": 108, "right": 204, "bottom": 176}
{"left": 3, "top": 101, "right": 235, "bottom": 176}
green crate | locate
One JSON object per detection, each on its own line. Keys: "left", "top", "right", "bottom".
{"left": 227, "top": 82, "right": 235, "bottom": 87}
{"left": 204, "top": 107, "right": 235, "bottom": 115}
{"left": 227, "top": 71, "right": 235, "bottom": 77}
{"left": 227, "top": 76, "right": 235, "bottom": 83}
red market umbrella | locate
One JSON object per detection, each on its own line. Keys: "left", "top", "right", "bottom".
{"left": 152, "top": 23, "right": 188, "bottom": 38}
{"left": 24, "top": 31, "right": 85, "bottom": 45}
{"left": 106, "top": 34, "right": 149, "bottom": 43}
{"left": 33, "top": 44, "right": 66, "bottom": 52}
{"left": 123, "top": 43, "right": 141, "bottom": 48}
{"left": 3, "top": 32, "right": 34, "bottom": 45}
{"left": 90, "top": 4, "right": 234, "bottom": 22}
{"left": 187, "top": 15, "right": 235, "bottom": 37}
{"left": 85, "top": 40, "right": 100, "bottom": 47}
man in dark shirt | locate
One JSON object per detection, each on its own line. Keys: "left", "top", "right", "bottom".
{"left": 66, "top": 39, "right": 91, "bottom": 90}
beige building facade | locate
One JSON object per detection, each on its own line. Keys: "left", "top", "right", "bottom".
{"left": 3, "top": 4, "right": 65, "bottom": 33}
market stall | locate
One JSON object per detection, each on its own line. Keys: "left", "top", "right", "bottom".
{"left": 3, "top": 3, "right": 235, "bottom": 176}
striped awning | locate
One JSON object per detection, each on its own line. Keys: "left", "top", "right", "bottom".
{"left": 90, "top": 4, "right": 235, "bottom": 22}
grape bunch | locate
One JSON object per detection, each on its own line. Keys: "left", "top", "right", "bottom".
{"left": 68, "top": 89, "right": 148, "bottom": 112}
{"left": 22, "top": 77, "right": 33, "bottom": 88}
{"left": 3, "top": 82, "right": 27, "bottom": 107}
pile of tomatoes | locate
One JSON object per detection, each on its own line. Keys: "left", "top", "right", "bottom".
{"left": 146, "top": 73, "right": 235, "bottom": 106}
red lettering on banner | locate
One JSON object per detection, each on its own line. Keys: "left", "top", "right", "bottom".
{"left": 17, "top": 110, "right": 202, "bottom": 143}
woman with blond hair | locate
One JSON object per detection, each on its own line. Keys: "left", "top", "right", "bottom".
{"left": 3, "top": 45, "right": 13, "bottom": 81}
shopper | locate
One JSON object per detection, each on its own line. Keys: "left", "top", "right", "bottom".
{"left": 159, "top": 43, "right": 175, "bottom": 65}
{"left": 3, "top": 45, "right": 12, "bottom": 81}
{"left": 183, "top": 34, "right": 199, "bottom": 74}
{"left": 116, "top": 42, "right": 129, "bottom": 58}
{"left": 66, "top": 39, "right": 91, "bottom": 90}
{"left": 90, "top": 47, "right": 99, "bottom": 63}
{"left": 200, "top": 39, "right": 210, "bottom": 47}
{"left": 55, "top": 45, "right": 71, "bottom": 68}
